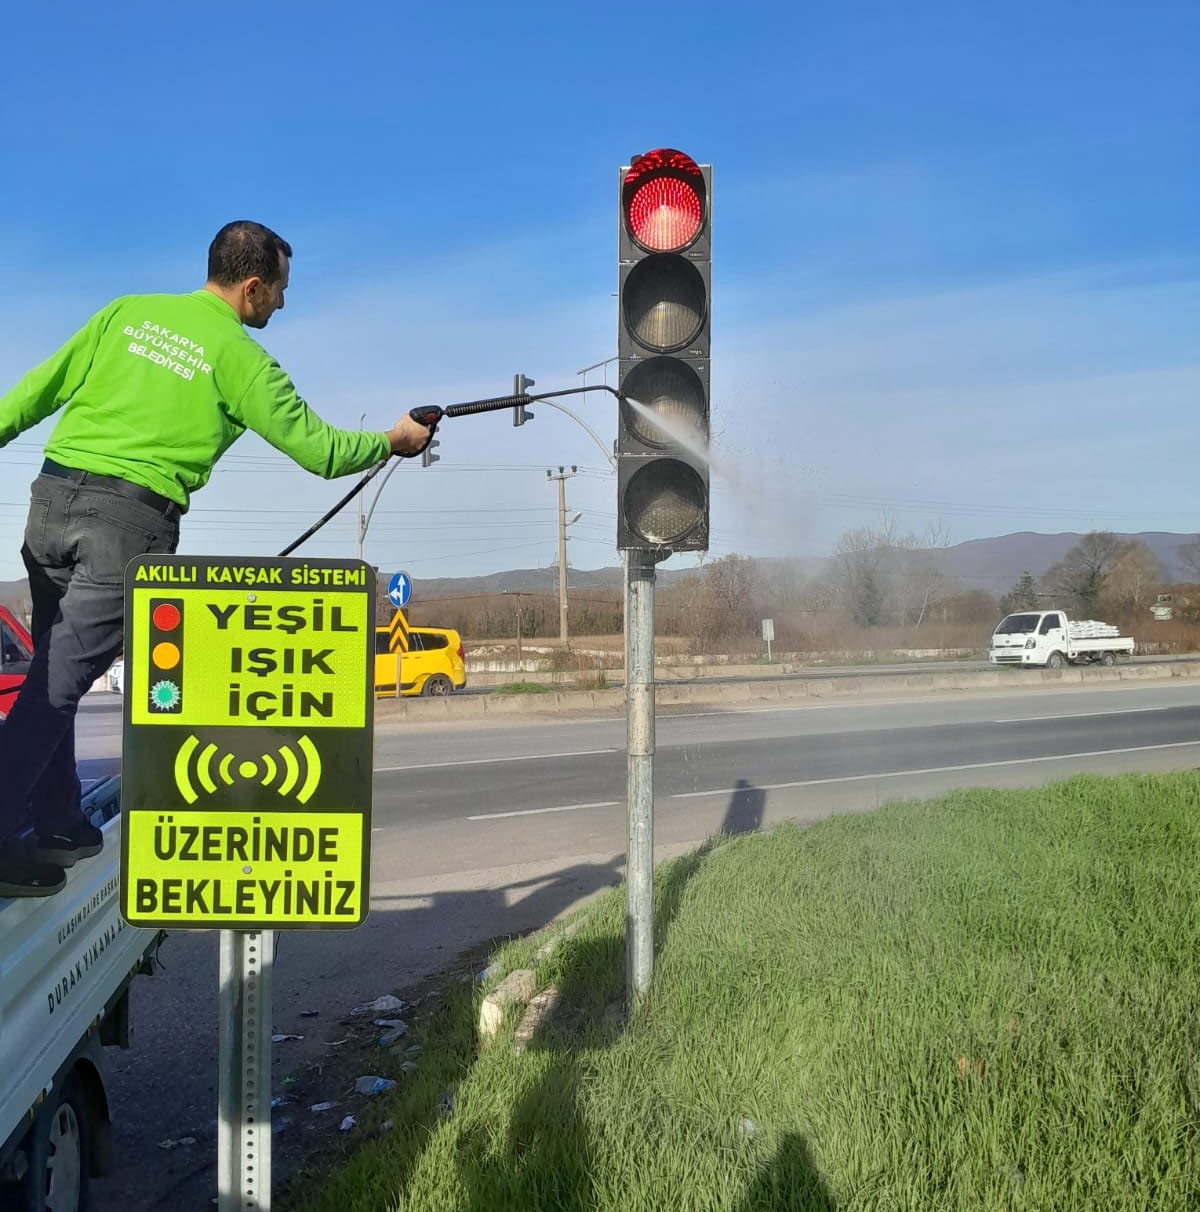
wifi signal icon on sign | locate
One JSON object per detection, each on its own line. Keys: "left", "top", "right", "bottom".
{"left": 173, "top": 735, "right": 323, "bottom": 805}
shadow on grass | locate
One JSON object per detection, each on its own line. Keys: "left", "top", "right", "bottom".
{"left": 736, "top": 1133, "right": 837, "bottom": 1212}
{"left": 445, "top": 778, "right": 828, "bottom": 1211}
{"left": 282, "top": 777, "right": 801, "bottom": 1211}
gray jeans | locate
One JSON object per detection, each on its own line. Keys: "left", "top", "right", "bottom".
{"left": 0, "top": 472, "right": 179, "bottom": 843}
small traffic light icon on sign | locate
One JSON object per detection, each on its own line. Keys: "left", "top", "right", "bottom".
{"left": 617, "top": 148, "right": 711, "bottom": 553}
{"left": 147, "top": 597, "right": 184, "bottom": 713}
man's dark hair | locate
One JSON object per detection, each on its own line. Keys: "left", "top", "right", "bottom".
{"left": 207, "top": 221, "right": 293, "bottom": 286}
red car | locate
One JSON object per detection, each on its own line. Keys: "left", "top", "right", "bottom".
{"left": 0, "top": 604, "right": 33, "bottom": 719}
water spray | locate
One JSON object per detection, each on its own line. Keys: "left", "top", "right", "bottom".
{"left": 277, "top": 383, "right": 625, "bottom": 557}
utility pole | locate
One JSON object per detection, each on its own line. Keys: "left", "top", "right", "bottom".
{"left": 505, "top": 590, "right": 524, "bottom": 667}
{"left": 356, "top": 412, "right": 367, "bottom": 559}
{"left": 545, "top": 466, "right": 578, "bottom": 647}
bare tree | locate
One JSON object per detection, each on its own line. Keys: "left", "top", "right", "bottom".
{"left": 678, "top": 554, "right": 760, "bottom": 650}
{"left": 828, "top": 519, "right": 950, "bottom": 628}
{"left": 830, "top": 526, "right": 889, "bottom": 626}
{"left": 897, "top": 522, "right": 951, "bottom": 629}
{"left": 1177, "top": 535, "right": 1200, "bottom": 581}
{"left": 1043, "top": 531, "right": 1131, "bottom": 615}
{"left": 1103, "top": 542, "right": 1163, "bottom": 612}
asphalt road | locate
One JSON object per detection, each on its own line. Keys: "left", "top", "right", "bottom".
{"left": 79, "top": 675, "right": 1200, "bottom": 1211}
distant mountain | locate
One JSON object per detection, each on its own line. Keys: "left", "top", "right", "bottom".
{"left": 935, "top": 532, "right": 1196, "bottom": 593}
{"left": 404, "top": 534, "right": 1199, "bottom": 604}
{"left": 1, "top": 532, "right": 1194, "bottom": 614}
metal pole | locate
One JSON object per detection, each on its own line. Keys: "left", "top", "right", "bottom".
{"left": 217, "top": 930, "right": 274, "bottom": 1211}
{"left": 625, "top": 549, "right": 655, "bottom": 1006}
{"left": 557, "top": 475, "right": 568, "bottom": 647}
{"left": 545, "top": 467, "right": 577, "bottom": 648}
{"left": 357, "top": 413, "right": 366, "bottom": 560}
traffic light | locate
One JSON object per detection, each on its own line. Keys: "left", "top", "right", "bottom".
{"left": 146, "top": 597, "right": 184, "bottom": 713}
{"left": 421, "top": 438, "right": 440, "bottom": 468}
{"left": 513, "top": 373, "right": 535, "bottom": 427}
{"left": 617, "top": 147, "right": 711, "bottom": 552}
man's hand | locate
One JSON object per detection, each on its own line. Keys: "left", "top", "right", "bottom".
{"left": 386, "top": 413, "right": 432, "bottom": 456}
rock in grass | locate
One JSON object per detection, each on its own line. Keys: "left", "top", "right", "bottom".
{"left": 478, "top": 969, "right": 537, "bottom": 1041}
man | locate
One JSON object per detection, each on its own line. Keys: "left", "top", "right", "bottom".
{"left": 0, "top": 220, "right": 431, "bottom": 896}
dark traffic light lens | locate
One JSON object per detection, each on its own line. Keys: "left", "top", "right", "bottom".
{"left": 622, "top": 256, "right": 706, "bottom": 352}
{"left": 621, "top": 358, "right": 707, "bottom": 451}
{"left": 622, "top": 148, "right": 706, "bottom": 253}
{"left": 623, "top": 460, "right": 707, "bottom": 546}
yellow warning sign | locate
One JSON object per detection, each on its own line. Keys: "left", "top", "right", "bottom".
{"left": 387, "top": 608, "right": 410, "bottom": 653}
{"left": 129, "top": 579, "right": 369, "bottom": 728}
{"left": 124, "top": 809, "right": 363, "bottom": 926}
{"left": 122, "top": 556, "right": 374, "bottom": 930}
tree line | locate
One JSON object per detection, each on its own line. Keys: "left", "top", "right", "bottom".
{"left": 376, "top": 528, "right": 1200, "bottom": 653}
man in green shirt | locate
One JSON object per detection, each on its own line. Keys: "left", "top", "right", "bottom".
{"left": 0, "top": 220, "right": 431, "bottom": 896}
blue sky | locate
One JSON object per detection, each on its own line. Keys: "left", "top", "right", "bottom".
{"left": 0, "top": 1, "right": 1196, "bottom": 586}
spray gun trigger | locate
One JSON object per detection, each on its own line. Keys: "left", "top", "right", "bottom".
{"left": 409, "top": 405, "right": 444, "bottom": 429}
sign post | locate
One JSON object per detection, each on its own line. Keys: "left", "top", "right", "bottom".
{"left": 762, "top": 617, "right": 774, "bottom": 662}
{"left": 121, "top": 554, "right": 375, "bottom": 1211}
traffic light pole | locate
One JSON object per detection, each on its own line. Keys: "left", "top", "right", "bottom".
{"left": 625, "top": 548, "right": 657, "bottom": 1005}
{"left": 615, "top": 147, "right": 712, "bottom": 1008}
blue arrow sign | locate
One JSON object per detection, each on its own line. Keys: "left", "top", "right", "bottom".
{"left": 387, "top": 570, "right": 413, "bottom": 609}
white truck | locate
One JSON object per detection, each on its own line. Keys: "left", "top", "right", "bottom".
{"left": 0, "top": 769, "right": 162, "bottom": 1211}
{"left": 988, "top": 610, "right": 1136, "bottom": 669}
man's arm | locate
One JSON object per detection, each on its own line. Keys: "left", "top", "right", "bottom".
{"left": 231, "top": 359, "right": 426, "bottom": 477}
{"left": 0, "top": 302, "right": 120, "bottom": 446}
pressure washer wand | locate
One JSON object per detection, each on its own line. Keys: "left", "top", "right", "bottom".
{"left": 409, "top": 382, "right": 621, "bottom": 428}
{"left": 277, "top": 383, "right": 623, "bottom": 557}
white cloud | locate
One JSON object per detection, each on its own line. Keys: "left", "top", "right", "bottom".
{"left": 1, "top": 248, "right": 1196, "bottom": 582}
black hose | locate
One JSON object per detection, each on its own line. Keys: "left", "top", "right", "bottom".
{"left": 278, "top": 383, "right": 624, "bottom": 557}
{"left": 276, "top": 459, "right": 389, "bottom": 557}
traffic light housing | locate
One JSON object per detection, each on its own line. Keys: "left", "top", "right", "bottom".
{"left": 512, "top": 373, "right": 535, "bottom": 427}
{"left": 146, "top": 597, "right": 184, "bottom": 713}
{"left": 617, "top": 148, "right": 711, "bottom": 552}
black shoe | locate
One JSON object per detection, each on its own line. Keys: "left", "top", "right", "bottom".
{"left": 33, "top": 822, "right": 104, "bottom": 867}
{"left": 0, "top": 856, "right": 67, "bottom": 897}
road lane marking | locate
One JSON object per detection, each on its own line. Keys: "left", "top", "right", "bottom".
{"left": 468, "top": 800, "right": 619, "bottom": 821}
{"left": 671, "top": 740, "right": 1200, "bottom": 799}
{"left": 375, "top": 748, "right": 616, "bottom": 773}
{"left": 993, "top": 708, "right": 1169, "bottom": 722}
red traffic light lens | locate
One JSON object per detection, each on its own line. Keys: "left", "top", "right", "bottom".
{"left": 152, "top": 602, "right": 181, "bottom": 630}
{"left": 627, "top": 176, "right": 702, "bottom": 252}
{"left": 623, "top": 149, "right": 705, "bottom": 253}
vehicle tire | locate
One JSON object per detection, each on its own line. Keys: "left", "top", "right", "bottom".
{"left": 422, "top": 674, "right": 454, "bottom": 697}
{"left": 1046, "top": 651, "right": 1064, "bottom": 670}
{"left": 1100, "top": 651, "right": 1116, "bottom": 667}
{"left": 7, "top": 1075, "right": 90, "bottom": 1212}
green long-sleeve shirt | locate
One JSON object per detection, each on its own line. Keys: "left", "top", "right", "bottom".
{"left": 0, "top": 289, "right": 390, "bottom": 511}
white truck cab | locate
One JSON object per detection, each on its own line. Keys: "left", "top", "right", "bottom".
{"left": 0, "top": 772, "right": 162, "bottom": 1210}
{"left": 988, "top": 610, "right": 1135, "bottom": 669}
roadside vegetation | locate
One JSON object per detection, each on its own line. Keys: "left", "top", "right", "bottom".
{"left": 280, "top": 772, "right": 1200, "bottom": 1212}
{"left": 491, "top": 681, "right": 553, "bottom": 695}
{"left": 373, "top": 530, "right": 1200, "bottom": 665}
